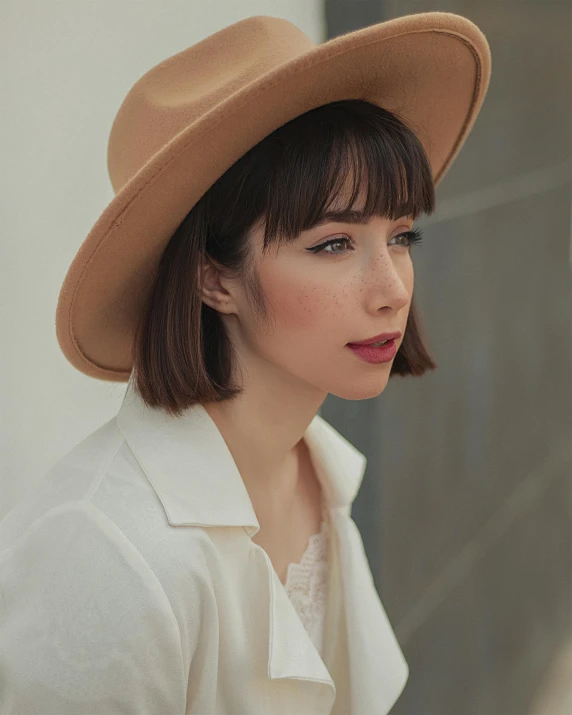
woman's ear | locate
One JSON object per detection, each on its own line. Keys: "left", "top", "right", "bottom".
{"left": 199, "top": 259, "right": 238, "bottom": 315}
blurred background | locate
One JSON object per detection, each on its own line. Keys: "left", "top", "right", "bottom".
{"left": 2, "top": 1, "right": 571, "bottom": 714}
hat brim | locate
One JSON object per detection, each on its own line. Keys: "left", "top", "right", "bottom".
{"left": 56, "top": 11, "right": 490, "bottom": 381}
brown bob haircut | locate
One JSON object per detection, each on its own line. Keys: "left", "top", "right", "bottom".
{"left": 131, "top": 99, "right": 438, "bottom": 417}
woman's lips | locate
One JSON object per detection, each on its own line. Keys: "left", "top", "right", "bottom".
{"left": 346, "top": 339, "right": 397, "bottom": 364}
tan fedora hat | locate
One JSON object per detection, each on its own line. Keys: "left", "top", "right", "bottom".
{"left": 55, "top": 12, "right": 491, "bottom": 382}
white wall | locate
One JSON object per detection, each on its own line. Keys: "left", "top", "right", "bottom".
{"left": 1, "top": 0, "right": 325, "bottom": 520}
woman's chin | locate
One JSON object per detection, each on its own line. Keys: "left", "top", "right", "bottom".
{"left": 327, "top": 376, "right": 390, "bottom": 401}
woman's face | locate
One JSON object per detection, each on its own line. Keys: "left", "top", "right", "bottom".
{"left": 222, "top": 196, "right": 416, "bottom": 402}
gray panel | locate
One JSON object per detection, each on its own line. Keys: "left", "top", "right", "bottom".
{"left": 325, "top": 1, "right": 388, "bottom": 37}
{"left": 390, "top": 455, "right": 572, "bottom": 715}
{"left": 322, "top": 1, "right": 572, "bottom": 713}
{"left": 383, "top": 0, "right": 572, "bottom": 199}
{"left": 379, "top": 182, "right": 572, "bottom": 623}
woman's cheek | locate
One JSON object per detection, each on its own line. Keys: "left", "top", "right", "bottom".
{"left": 258, "top": 255, "right": 356, "bottom": 332}
{"left": 278, "top": 282, "right": 350, "bottom": 332}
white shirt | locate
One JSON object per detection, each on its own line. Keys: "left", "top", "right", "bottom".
{"left": 0, "top": 379, "right": 408, "bottom": 714}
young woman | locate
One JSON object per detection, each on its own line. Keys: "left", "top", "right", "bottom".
{"left": 0, "top": 12, "right": 490, "bottom": 715}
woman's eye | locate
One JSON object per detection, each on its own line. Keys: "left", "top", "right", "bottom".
{"left": 307, "top": 236, "right": 354, "bottom": 255}
{"left": 390, "top": 228, "right": 424, "bottom": 248}
{"left": 307, "top": 228, "right": 423, "bottom": 256}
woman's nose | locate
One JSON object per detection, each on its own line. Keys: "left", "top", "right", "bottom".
{"left": 368, "top": 255, "right": 412, "bottom": 310}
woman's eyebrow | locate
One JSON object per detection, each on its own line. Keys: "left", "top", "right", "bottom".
{"left": 310, "top": 209, "right": 368, "bottom": 228}
{"left": 309, "top": 209, "right": 413, "bottom": 229}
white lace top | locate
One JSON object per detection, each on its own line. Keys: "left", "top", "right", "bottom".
{"left": 283, "top": 500, "right": 330, "bottom": 655}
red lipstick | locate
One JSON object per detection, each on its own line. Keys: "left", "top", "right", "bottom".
{"left": 346, "top": 331, "right": 401, "bottom": 364}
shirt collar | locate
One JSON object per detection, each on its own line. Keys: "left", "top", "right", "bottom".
{"left": 115, "top": 379, "right": 367, "bottom": 535}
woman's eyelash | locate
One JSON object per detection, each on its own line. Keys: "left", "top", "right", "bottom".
{"left": 401, "top": 227, "right": 424, "bottom": 246}
{"left": 306, "top": 228, "right": 424, "bottom": 255}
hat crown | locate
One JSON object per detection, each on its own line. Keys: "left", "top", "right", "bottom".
{"left": 107, "top": 16, "right": 316, "bottom": 192}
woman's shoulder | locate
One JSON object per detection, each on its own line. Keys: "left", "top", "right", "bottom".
{"left": 0, "top": 497, "right": 193, "bottom": 712}
{"left": 0, "top": 416, "right": 216, "bottom": 597}
{"left": 0, "top": 419, "right": 216, "bottom": 699}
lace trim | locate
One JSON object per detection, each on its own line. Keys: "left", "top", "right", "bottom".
{"left": 283, "top": 513, "right": 330, "bottom": 635}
